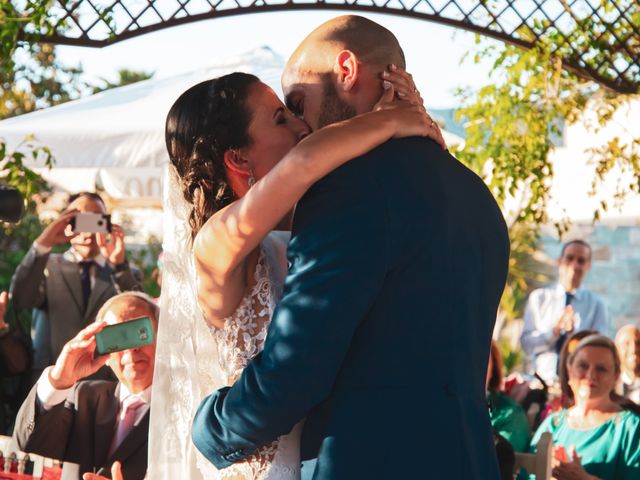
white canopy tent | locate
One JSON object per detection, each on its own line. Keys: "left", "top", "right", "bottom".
{"left": 0, "top": 46, "right": 464, "bottom": 202}
{"left": 0, "top": 47, "right": 288, "bottom": 199}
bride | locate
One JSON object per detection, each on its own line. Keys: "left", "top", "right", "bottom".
{"left": 149, "top": 68, "right": 444, "bottom": 479}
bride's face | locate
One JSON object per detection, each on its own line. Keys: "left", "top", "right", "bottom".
{"left": 240, "top": 82, "right": 311, "bottom": 181}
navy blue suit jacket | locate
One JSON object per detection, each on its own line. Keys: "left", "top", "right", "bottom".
{"left": 192, "top": 137, "right": 510, "bottom": 479}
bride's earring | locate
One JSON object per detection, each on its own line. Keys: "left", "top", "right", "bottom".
{"left": 247, "top": 171, "right": 256, "bottom": 187}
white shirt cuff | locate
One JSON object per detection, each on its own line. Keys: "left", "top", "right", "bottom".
{"left": 32, "top": 241, "right": 52, "bottom": 256}
{"left": 541, "top": 329, "right": 558, "bottom": 344}
{"left": 36, "top": 366, "right": 73, "bottom": 410}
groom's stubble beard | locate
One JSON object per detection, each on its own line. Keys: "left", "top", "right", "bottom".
{"left": 317, "top": 74, "right": 357, "bottom": 129}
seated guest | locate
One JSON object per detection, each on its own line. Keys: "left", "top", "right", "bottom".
{"left": 10, "top": 192, "right": 143, "bottom": 376}
{"left": 530, "top": 334, "right": 640, "bottom": 480}
{"left": 487, "top": 341, "right": 530, "bottom": 452}
{"left": 615, "top": 324, "right": 640, "bottom": 404}
{"left": 0, "top": 290, "right": 31, "bottom": 433}
{"left": 0, "top": 291, "right": 30, "bottom": 378}
{"left": 12, "top": 291, "right": 157, "bottom": 480}
{"left": 541, "top": 329, "right": 598, "bottom": 419}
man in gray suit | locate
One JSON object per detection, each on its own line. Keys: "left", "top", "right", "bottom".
{"left": 10, "top": 192, "right": 142, "bottom": 374}
{"left": 13, "top": 291, "right": 157, "bottom": 480}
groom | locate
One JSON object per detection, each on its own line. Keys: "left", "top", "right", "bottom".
{"left": 193, "top": 15, "right": 509, "bottom": 479}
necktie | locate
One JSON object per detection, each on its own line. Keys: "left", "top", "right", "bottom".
{"left": 555, "top": 292, "right": 575, "bottom": 366}
{"left": 108, "top": 395, "right": 146, "bottom": 457}
{"left": 565, "top": 291, "right": 575, "bottom": 306}
{"left": 79, "top": 260, "right": 94, "bottom": 311}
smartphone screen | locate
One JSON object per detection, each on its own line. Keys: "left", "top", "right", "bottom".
{"left": 95, "top": 316, "right": 154, "bottom": 356}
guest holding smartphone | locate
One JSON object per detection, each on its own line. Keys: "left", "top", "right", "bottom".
{"left": 12, "top": 291, "right": 157, "bottom": 480}
{"left": 10, "top": 192, "right": 143, "bottom": 381}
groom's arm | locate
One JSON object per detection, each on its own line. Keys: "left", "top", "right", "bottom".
{"left": 192, "top": 153, "right": 389, "bottom": 468}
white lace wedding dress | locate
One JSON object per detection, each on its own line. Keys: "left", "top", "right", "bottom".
{"left": 148, "top": 166, "right": 301, "bottom": 480}
{"left": 208, "top": 233, "right": 303, "bottom": 480}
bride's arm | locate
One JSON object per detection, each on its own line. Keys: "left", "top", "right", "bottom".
{"left": 195, "top": 89, "right": 434, "bottom": 327}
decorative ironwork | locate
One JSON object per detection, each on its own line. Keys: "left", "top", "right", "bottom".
{"left": 20, "top": 0, "right": 640, "bottom": 93}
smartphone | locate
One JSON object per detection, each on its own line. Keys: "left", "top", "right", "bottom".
{"left": 95, "top": 316, "right": 154, "bottom": 356}
{"left": 71, "top": 212, "right": 112, "bottom": 234}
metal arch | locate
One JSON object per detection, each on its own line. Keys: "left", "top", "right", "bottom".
{"left": 19, "top": 1, "right": 640, "bottom": 94}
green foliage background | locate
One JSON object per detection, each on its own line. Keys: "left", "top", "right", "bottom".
{"left": 454, "top": 4, "right": 640, "bottom": 369}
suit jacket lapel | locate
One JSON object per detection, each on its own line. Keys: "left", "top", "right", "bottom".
{"left": 59, "top": 253, "right": 84, "bottom": 314}
{"left": 85, "top": 264, "right": 114, "bottom": 320}
{"left": 94, "top": 383, "right": 120, "bottom": 468}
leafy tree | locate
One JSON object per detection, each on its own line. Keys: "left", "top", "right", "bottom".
{"left": 1, "top": 42, "right": 85, "bottom": 120}
{"left": 0, "top": 137, "right": 54, "bottom": 338}
{"left": 0, "top": 1, "right": 59, "bottom": 79}
{"left": 455, "top": 2, "right": 639, "bottom": 363}
{"left": 0, "top": 4, "right": 152, "bottom": 298}
{"left": 0, "top": 2, "right": 91, "bottom": 118}
{"left": 1, "top": 1, "right": 126, "bottom": 119}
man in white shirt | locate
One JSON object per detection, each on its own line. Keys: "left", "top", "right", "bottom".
{"left": 12, "top": 291, "right": 157, "bottom": 480}
{"left": 10, "top": 192, "right": 142, "bottom": 375}
{"left": 615, "top": 324, "right": 640, "bottom": 404}
{"left": 521, "top": 240, "right": 608, "bottom": 385}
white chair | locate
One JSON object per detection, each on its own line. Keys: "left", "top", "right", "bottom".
{"left": 513, "top": 432, "right": 553, "bottom": 480}
{"left": 0, "top": 434, "right": 45, "bottom": 477}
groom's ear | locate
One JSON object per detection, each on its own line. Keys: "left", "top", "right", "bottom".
{"left": 223, "top": 149, "right": 251, "bottom": 175}
{"left": 334, "top": 50, "right": 359, "bottom": 92}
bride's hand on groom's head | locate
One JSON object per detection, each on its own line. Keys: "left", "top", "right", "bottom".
{"left": 381, "top": 64, "right": 423, "bottom": 107}
{"left": 374, "top": 93, "right": 443, "bottom": 145}
{"left": 376, "top": 66, "right": 447, "bottom": 151}
{"left": 387, "top": 103, "right": 445, "bottom": 144}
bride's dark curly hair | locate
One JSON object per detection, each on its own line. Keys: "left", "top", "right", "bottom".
{"left": 165, "top": 72, "right": 260, "bottom": 241}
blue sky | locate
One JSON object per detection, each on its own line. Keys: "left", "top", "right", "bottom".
{"left": 55, "top": 10, "right": 500, "bottom": 109}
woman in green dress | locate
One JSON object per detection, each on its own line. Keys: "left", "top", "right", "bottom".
{"left": 487, "top": 341, "right": 531, "bottom": 452}
{"left": 530, "top": 334, "right": 640, "bottom": 479}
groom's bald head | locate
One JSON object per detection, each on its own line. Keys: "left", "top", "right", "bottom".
{"left": 283, "top": 15, "right": 405, "bottom": 130}
{"left": 287, "top": 15, "right": 405, "bottom": 74}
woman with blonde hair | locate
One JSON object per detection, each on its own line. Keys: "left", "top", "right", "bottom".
{"left": 530, "top": 334, "right": 640, "bottom": 479}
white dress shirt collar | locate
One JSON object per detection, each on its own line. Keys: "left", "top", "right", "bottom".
{"left": 66, "top": 247, "right": 107, "bottom": 267}
{"left": 117, "top": 382, "right": 152, "bottom": 406}
{"left": 553, "top": 283, "right": 584, "bottom": 301}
